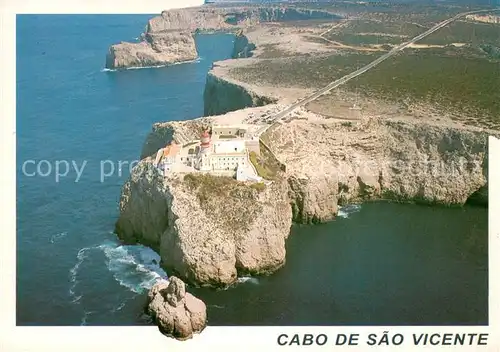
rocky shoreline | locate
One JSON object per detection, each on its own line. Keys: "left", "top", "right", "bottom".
{"left": 105, "top": 6, "right": 340, "bottom": 69}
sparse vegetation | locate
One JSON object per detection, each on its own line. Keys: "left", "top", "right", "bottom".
{"left": 257, "top": 44, "right": 293, "bottom": 59}
{"left": 231, "top": 53, "right": 377, "bottom": 89}
{"left": 420, "top": 21, "right": 500, "bottom": 46}
{"left": 184, "top": 173, "right": 255, "bottom": 202}
{"left": 327, "top": 32, "right": 404, "bottom": 46}
{"left": 182, "top": 173, "right": 263, "bottom": 232}
{"left": 250, "top": 182, "right": 266, "bottom": 192}
{"left": 325, "top": 19, "right": 425, "bottom": 47}
{"left": 345, "top": 50, "right": 500, "bottom": 127}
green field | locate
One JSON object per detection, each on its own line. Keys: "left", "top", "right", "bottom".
{"left": 231, "top": 53, "right": 377, "bottom": 89}
{"left": 420, "top": 21, "right": 500, "bottom": 46}
{"left": 326, "top": 32, "right": 404, "bottom": 46}
{"left": 232, "top": 47, "right": 499, "bottom": 128}
{"left": 345, "top": 50, "right": 500, "bottom": 127}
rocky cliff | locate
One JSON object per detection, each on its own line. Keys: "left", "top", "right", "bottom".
{"left": 203, "top": 71, "right": 276, "bottom": 116}
{"left": 262, "top": 116, "right": 492, "bottom": 223}
{"left": 105, "top": 31, "right": 198, "bottom": 69}
{"left": 115, "top": 54, "right": 495, "bottom": 287}
{"left": 147, "top": 7, "right": 340, "bottom": 32}
{"left": 115, "top": 163, "right": 292, "bottom": 288}
{"left": 105, "top": 6, "right": 341, "bottom": 69}
{"left": 232, "top": 31, "right": 256, "bottom": 58}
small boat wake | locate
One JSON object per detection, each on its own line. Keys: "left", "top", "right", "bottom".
{"left": 337, "top": 204, "right": 362, "bottom": 219}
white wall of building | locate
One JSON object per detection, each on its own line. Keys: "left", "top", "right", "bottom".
{"left": 213, "top": 140, "right": 246, "bottom": 154}
{"left": 211, "top": 154, "right": 246, "bottom": 171}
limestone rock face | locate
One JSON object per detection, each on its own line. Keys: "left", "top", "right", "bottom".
{"left": 105, "top": 31, "right": 197, "bottom": 69}
{"left": 146, "top": 7, "right": 339, "bottom": 33}
{"left": 204, "top": 72, "right": 276, "bottom": 116}
{"left": 147, "top": 277, "right": 207, "bottom": 340}
{"left": 263, "top": 115, "right": 492, "bottom": 220}
{"left": 140, "top": 118, "right": 211, "bottom": 160}
{"left": 105, "top": 6, "right": 341, "bottom": 69}
{"left": 115, "top": 161, "right": 292, "bottom": 288}
{"left": 288, "top": 175, "right": 339, "bottom": 223}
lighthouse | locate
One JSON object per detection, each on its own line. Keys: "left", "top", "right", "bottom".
{"left": 197, "top": 129, "right": 212, "bottom": 171}
{"left": 200, "top": 129, "right": 211, "bottom": 153}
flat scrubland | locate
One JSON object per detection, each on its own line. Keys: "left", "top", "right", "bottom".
{"left": 420, "top": 20, "right": 500, "bottom": 45}
{"left": 231, "top": 52, "right": 377, "bottom": 89}
{"left": 324, "top": 20, "right": 424, "bottom": 47}
{"left": 344, "top": 49, "right": 500, "bottom": 129}
{"left": 228, "top": 2, "right": 499, "bottom": 130}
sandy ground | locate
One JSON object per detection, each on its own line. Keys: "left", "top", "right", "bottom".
{"left": 211, "top": 16, "right": 499, "bottom": 132}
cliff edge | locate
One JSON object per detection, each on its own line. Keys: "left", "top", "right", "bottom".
{"left": 115, "top": 162, "right": 292, "bottom": 288}
{"left": 105, "top": 6, "right": 341, "bottom": 69}
{"left": 106, "top": 31, "right": 198, "bottom": 70}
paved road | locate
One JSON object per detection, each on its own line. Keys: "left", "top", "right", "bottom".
{"left": 261, "top": 8, "right": 499, "bottom": 128}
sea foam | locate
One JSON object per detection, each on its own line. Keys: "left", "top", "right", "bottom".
{"left": 99, "top": 240, "right": 167, "bottom": 294}
{"left": 337, "top": 204, "right": 362, "bottom": 219}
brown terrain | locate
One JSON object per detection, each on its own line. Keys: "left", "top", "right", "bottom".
{"left": 110, "top": 2, "right": 499, "bottom": 337}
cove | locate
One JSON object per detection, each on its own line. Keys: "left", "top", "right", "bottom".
{"left": 190, "top": 202, "right": 487, "bottom": 326}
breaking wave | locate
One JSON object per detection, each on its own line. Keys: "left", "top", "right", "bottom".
{"left": 99, "top": 240, "right": 167, "bottom": 294}
{"left": 68, "top": 236, "right": 168, "bottom": 306}
{"left": 208, "top": 304, "right": 225, "bottom": 309}
{"left": 237, "top": 276, "right": 259, "bottom": 285}
{"left": 337, "top": 204, "right": 362, "bottom": 219}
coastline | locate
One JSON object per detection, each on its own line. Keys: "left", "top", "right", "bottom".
{"left": 110, "top": 4, "right": 493, "bottom": 315}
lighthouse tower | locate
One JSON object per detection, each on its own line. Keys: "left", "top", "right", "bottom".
{"left": 198, "top": 129, "right": 212, "bottom": 171}
{"left": 200, "top": 130, "right": 211, "bottom": 153}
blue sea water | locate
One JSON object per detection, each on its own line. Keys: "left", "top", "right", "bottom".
{"left": 16, "top": 15, "right": 488, "bottom": 327}
{"left": 16, "top": 15, "right": 236, "bottom": 325}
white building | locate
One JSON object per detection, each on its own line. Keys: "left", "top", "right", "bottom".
{"left": 154, "top": 124, "right": 262, "bottom": 180}
{"left": 193, "top": 129, "right": 248, "bottom": 172}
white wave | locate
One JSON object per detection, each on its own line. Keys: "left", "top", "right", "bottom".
{"left": 208, "top": 304, "right": 225, "bottom": 309}
{"left": 80, "top": 311, "right": 94, "bottom": 326}
{"left": 99, "top": 241, "right": 167, "bottom": 294}
{"left": 100, "top": 58, "right": 201, "bottom": 73}
{"left": 68, "top": 247, "right": 93, "bottom": 304}
{"left": 237, "top": 276, "right": 259, "bottom": 285}
{"left": 337, "top": 204, "right": 362, "bottom": 219}
{"left": 49, "top": 231, "right": 68, "bottom": 243}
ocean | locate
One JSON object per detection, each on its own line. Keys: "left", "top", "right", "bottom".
{"left": 16, "top": 15, "right": 488, "bottom": 326}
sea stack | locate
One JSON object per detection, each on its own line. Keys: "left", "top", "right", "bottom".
{"left": 147, "top": 277, "right": 207, "bottom": 340}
